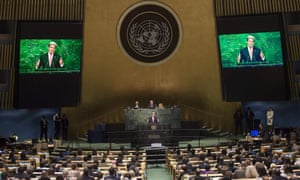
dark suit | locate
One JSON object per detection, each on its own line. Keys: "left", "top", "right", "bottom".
{"left": 40, "top": 117, "right": 48, "bottom": 141}
{"left": 54, "top": 115, "right": 61, "bottom": 139}
{"left": 62, "top": 116, "right": 69, "bottom": 140}
{"left": 234, "top": 110, "right": 243, "bottom": 135}
{"left": 239, "top": 46, "right": 264, "bottom": 62}
{"left": 245, "top": 109, "right": 254, "bottom": 132}
{"left": 148, "top": 116, "right": 159, "bottom": 123}
{"left": 37, "top": 53, "right": 62, "bottom": 68}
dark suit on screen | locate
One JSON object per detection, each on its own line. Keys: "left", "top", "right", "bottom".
{"left": 37, "top": 53, "right": 62, "bottom": 69}
{"left": 239, "top": 46, "right": 264, "bottom": 63}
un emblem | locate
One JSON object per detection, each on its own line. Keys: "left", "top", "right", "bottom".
{"left": 118, "top": 1, "right": 181, "bottom": 64}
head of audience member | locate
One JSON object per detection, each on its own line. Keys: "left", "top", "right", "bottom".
{"left": 40, "top": 170, "right": 49, "bottom": 179}
{"left": 129, "top": 169, "right": 136, "bottom": 178}
{"left": 123, "top": 173, "right": 131, "bottom": 180}
{"left": 94, "top": 171, "right": 103, "bottom": 179}
{"left": 82, "top": 168, "right": 90, "bottom": 176}
{"left": 56, "top": 175, "right": 64, "bottom": 180}
{"left": 71, "top": 164, "right": 77, "bottom": 170}
{"left": 92, "top": 149, "right": 97, "bottom": 155}
{"left": 108, "top": 167, "right": 116, "bottom": 176}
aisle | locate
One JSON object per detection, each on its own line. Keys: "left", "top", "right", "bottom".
{"left": 146, "top": 165, "right": 172, "bottom": 180}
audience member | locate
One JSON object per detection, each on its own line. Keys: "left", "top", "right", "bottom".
{"left": 104, "top": 167, "right": 120, "bottom": 180}
{"left": 68, "top": 164, "right": 80, "bottom": 179}
{"left": 39, "top": 171, "right": 51, "bottom": 180}
{"left": 233, "top": 162, "right": 247, "bottom": 178}
{"left": 245, "top": 160, "right": 258, "bottom": 178}
{"left": 80, "top": 168, "right": 93, "bottom": 180}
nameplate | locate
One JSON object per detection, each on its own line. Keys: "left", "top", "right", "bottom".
{"left": 151, "top": 143, "right": 162, "bottom": 148}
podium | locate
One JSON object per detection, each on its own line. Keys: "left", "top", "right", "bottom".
{"left": 124, "top": 108, "right": 181, "bottom": 130}
{"left": 132, "top": 124, "right": 176, "bottom": 147}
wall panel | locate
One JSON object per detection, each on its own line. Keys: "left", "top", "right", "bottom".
{"left": 215, "top": 0, "right": 300, "bottom": 17}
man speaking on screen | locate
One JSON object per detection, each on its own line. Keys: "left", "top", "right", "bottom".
{"left": 237, "top": 35, "right": 266, "bottom": 64}
{"left": 35, "top": 41, "right": 64, "bottom": 69}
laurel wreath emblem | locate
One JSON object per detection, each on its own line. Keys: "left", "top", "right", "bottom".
{"left": 129, "top": 22, "right": 170, "bottom": 55}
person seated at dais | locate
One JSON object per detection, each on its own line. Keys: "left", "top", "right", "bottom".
{"left": 133, "top": 100, "right": 141, "bottom": 109}
{"left": 148, "top": 99, "right": 157, "bottom": 109}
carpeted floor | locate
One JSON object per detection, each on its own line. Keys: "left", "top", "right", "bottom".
{"left": 146, "top": 165, "right": 172, "bottom": 180}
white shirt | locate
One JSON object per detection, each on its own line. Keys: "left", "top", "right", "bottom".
{"left": 48, "top": 53, "right": 53, "bottom": 67}
{"left": 248, "top": 47, "right": 253, "bottom": 60}
{"left": 266, "top": 109, "right": 274, "bottom": 126}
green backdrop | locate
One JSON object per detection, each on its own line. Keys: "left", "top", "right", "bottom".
{"left": 19, "top": 39, "right": 82, "bottom": 73}
{"left": 218, "top": 32, "right": 284, "bottom": 68}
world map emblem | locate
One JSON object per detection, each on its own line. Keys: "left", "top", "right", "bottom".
{"left": 118, "top": 1, "right": 181, "bottom": 64}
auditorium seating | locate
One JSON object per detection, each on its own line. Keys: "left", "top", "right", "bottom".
{"left": 166, "top": 141, "right": 300, "bottom": 180}
{"left": 0, "top": 143, "right": 147, "bottom": 179}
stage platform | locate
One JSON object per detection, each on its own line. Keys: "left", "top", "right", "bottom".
{"left": 53, "top": 135, "right": 239, "bottom": 150}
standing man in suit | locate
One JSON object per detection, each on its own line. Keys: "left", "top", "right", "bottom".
{"left": 35, "top": 41, "right": 64, "bottom": 69}
{"left": 245, "top": 107, "right": 255, "bottom": 134}
{"left": 40, "top": 115, "right": 48, "bottom": 142}
{"left": 266, "top": 107, "right": 274, "bottom": 132}
{"left": 61, "top": 113, "right": 69, "bottom": 140}
{"left": 53, "top": 113, "right": 61, "bottom": 140}
{"left": 237, "top": 35, "right": 266, "bottom": 63}
{"left": 148, "top": 111, "right": 159, "bottom": 123}
{"left": 234, "top": 108, "right": 244, "bottom": 135}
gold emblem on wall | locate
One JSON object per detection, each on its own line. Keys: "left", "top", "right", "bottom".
{"left": 117, "top": 1, "right": 182, "bottom": 64}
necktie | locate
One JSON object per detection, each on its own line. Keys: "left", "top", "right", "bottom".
{"left": 249, "top": 47, "right": 253, "bottom": 60}
{"left": 49, "top": 54, "right": 53, "bottom": 67}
